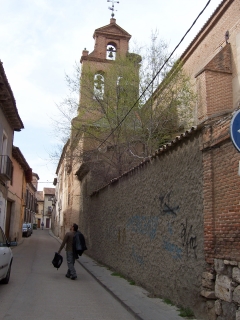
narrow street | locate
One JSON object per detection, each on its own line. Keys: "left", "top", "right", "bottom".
{"left": 0, "top": 230, "right": 136, "bottom": 320}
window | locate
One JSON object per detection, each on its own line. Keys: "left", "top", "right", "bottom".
{"left": 94, "top": 73, "right": 104, "bottom": 100}
{"left": 1, "top": 131, "right": 7, "bottom": 156}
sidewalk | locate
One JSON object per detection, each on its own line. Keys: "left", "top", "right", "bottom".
{"left": 50, "top": 230, "right": 186, "bottom": 320}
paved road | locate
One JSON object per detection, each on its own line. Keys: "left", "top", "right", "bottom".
{"left": 0, "top": 229, "right": 136, "bottom": 320}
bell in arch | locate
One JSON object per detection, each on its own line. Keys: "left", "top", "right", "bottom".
{"left": 106, "top": 45, "right": 116, "bottom": 60}
{"left": 108, "top": 50, "right": 113, "bottom": 59}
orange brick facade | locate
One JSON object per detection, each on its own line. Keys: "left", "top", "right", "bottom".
{"left": 181, "top": 0, "right": 240, "bottom": 269}
{"left": 202, "top": 116, "right": 240, "bottom": 264}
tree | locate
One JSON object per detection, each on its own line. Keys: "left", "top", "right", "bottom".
{"left": 52, "top": 33, "right": 195, "bottom": 180}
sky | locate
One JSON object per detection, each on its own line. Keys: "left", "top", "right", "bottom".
{"left": 0, "top": 0, "right": 223, "bottom": 191}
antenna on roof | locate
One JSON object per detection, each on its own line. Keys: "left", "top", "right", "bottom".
{"left": 107, "top": 0, "right": 119, "bottom": 18}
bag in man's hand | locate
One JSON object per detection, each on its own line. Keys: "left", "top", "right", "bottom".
{"left": 52, "top": 252, "right": 63, "bottom": 270}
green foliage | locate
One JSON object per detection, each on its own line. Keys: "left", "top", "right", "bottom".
{"left": 111, "top": 272, "right": 125, "bottom": 278}
{"left": 178, "top": 307, "right": 195, "bottom": 318}
{"left": 163, "top": 298, "right": 174, "bottom": 305}
{"left": 52, "top": 32, "right": 196, "bottom": 176}
{"left": 111, "top": 272, "right": 135, "bottom": 285}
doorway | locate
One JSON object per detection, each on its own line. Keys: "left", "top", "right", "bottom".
{"left": 5, "top": 201, "right": 12, "bottom": 240}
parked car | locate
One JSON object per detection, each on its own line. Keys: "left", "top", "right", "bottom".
{"left": 22, "top": 223, "right": 31, "bottom": 237}
{"left": 0, "top": 226, "right": 17, "bottom": 284}
{"left": 26, "top": 223, "right": 33, "bottom": 235}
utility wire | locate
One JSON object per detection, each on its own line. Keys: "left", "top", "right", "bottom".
{"left": 97, "top": 0, "right": 211, "bottom": 149}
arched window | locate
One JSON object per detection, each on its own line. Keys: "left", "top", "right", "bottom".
{"left": 94, "top": 73, "right": 104, "bottom": 100}
{"left": 106, "top": 43, "right": 117, "bottom": 60}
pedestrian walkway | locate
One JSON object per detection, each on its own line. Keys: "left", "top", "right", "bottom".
{"left": 50, "top": 230, "right": 186, "bottom": 320}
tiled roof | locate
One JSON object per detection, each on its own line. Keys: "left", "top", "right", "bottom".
{"left": 0, "top": 61, "right": 24, "bottom": 131}
{"left": 36, "top": 191, "right": 43, "bottom": 201}
{"left": 43, "top": 187, "right": 55, "bottom": 195}
{"left": 12, "top": 146, "right": 30, "bottom": 171}
{"left": 32, "top": 172, "right": 40, "bottom": 180}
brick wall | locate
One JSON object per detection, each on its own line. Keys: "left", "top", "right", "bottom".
{"left": 202, "top": 115, "right": 240, "bottom": 264}
{"left": 182, "top": 0, "right": 240, "bottom": 122}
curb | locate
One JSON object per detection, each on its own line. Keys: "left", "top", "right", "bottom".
{"left": 76, "top": 257, "right": 143, "bottom": 320}
{"left": 49, "top": 229, "right": 142, "bottom": 319}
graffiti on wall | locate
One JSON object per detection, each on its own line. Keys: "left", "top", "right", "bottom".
{"left": 162, "top": 239, "right": 183, "bottom": 260}
{"left": 181, "top": 218, "right": 197, "bottom": 258}
{"left": 159, "top": 191, "right": 198, "bottom": 260}
{"left": 123, "top": 190, "right": 198, "bottom": 260}
{"left": 159, "top": 191, "right": 180, "bottom": 216}
{"left": 126, "top": 215, "right": 159, "bottom": 239}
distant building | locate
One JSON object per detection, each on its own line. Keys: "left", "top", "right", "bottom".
{"left": 8, "top": 146, "right": 38, "bottom": 241}
{"left": 36, "top": 190, "right": 44, "bottom": 228}
{"left": 42, "top": 188, "right": 55, "bottom": 229}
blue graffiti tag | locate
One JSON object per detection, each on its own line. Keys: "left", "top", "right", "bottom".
{"left": 162, "top": 240, "right": 183, "bottom": 260}
{"left": 131, "top": 246, "right": 144, "bottom": 266}
{"left": 167, "top": 221, "right": 173, "bottom": 235}
{"left": 126, "top": 215, "right": 159, "bottom": 239}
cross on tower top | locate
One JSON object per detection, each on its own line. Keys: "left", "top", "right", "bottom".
{"left": 107, "top": 0, "right": 119, "bottom": 18}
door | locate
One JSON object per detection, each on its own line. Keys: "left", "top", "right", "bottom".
{"left": 46, "top": 218, "right": 50, "bottom": 228}
{"left": 37, "top": 219, "right": 41, "bottom": 228}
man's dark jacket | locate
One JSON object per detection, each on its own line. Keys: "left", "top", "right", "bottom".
{"left": 73, "top": 231, "right": 87, "bottom": 258}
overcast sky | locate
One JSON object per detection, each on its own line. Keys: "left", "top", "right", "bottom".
{"left": 0, "top": 0, "right": 223, "bottom": 190}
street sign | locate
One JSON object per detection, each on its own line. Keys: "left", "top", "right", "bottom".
{"left": 230, "top": 109, "right": 240, "bottom": 152}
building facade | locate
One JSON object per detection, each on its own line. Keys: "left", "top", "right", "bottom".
{"left": 42, "top": 188, "right": 55, "bottom": 229}
{"left": 0, "top": 61, "right": 24, "bottom": 232}
{"left": 7, "top": 146, "right": 38, "bottom": 242}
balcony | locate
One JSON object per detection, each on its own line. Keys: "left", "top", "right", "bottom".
{"left": 0, "top": 155, "right": 13, "bottom": 181}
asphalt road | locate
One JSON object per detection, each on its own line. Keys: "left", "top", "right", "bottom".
{"left": 0, "top": 229, "right": 136, "bottom": 320}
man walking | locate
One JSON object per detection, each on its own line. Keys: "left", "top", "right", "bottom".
{"left": 58, "top": 223, "right": 78, "bottom": 280}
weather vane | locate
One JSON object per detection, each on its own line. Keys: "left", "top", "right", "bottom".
{"left": 107, "top": 0, "right": 119, "bottom": 18}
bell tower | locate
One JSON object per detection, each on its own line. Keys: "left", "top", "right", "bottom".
{"left": 80, "top": 18, "right": 131, "bottom": 64}
{"left": 79, "top": 18, "right": 133, "bottom": 113}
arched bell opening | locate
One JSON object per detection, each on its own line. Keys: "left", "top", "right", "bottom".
{"left": 106, "top": 43, "right": 117, "bottom": 60}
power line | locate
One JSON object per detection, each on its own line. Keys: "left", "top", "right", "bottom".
{"left": 97, "top": 0, "right": 212, "bottom": 149}
{"left": 38, "top": 182, "right": 54, "bottom": 183}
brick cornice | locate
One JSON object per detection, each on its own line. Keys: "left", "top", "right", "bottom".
{"left": 180, "top": 0, "right": 234, "bottom": 63}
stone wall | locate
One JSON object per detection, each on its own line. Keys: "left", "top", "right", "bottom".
{"left": 202, "top": 258, "right": 240, "bottom": 320}
{"left": 79, "top": 130, "right": 208, "bottom": 319}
